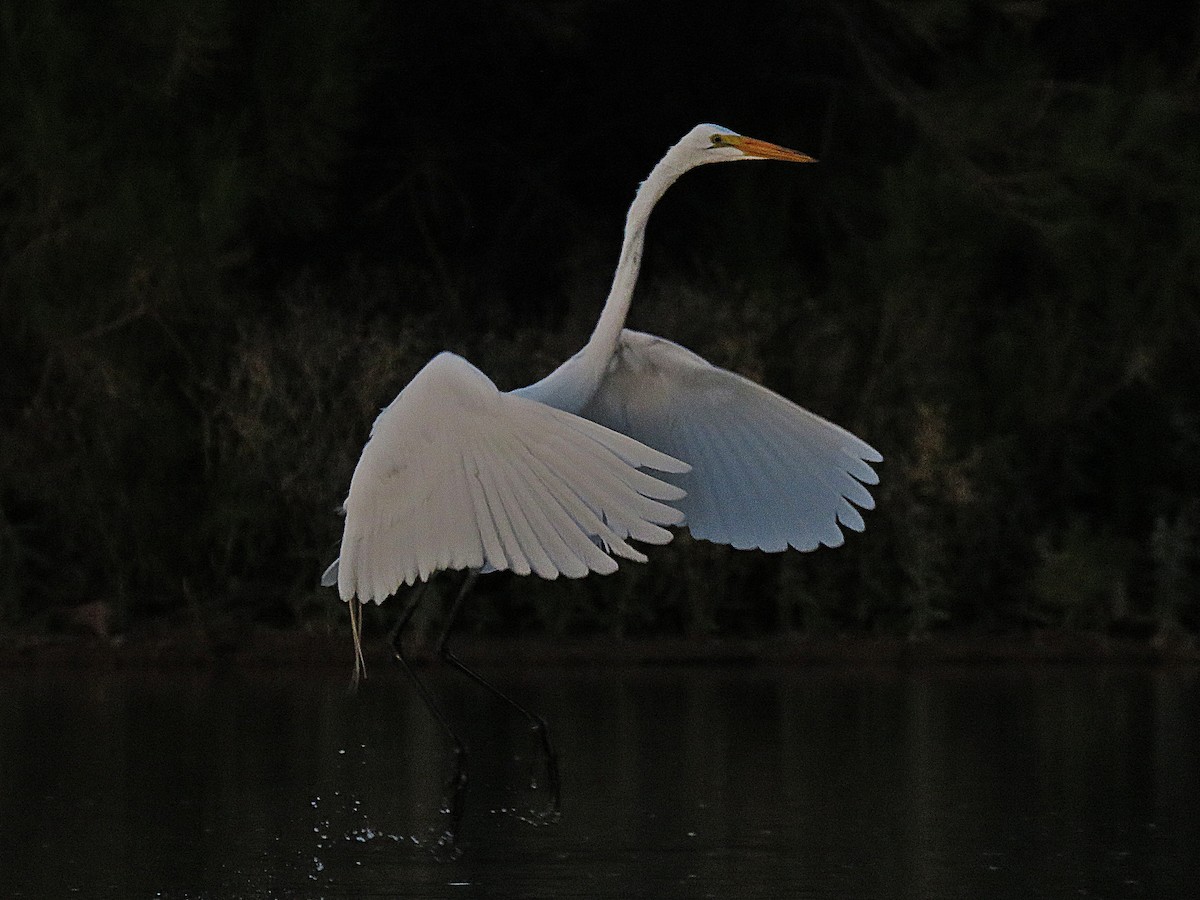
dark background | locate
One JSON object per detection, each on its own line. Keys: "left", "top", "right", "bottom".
{"left": 1, "top": 0, "right": 1197, "bottom": 644}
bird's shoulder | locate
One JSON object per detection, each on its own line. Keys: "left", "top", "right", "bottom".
{"left": 386, "top": 350, "right": 500, "bottom": 415}
{"left": 584, "top": 330, "right": 726, "bottom": 430}
{"left": 411, "top": 351, "right": 500, "bottom": 406}
{"left": 611, "top": 329, "right": 715, "bottom": 378}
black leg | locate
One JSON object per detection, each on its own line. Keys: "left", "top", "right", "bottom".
{"left": 391, "top": 592, "right": 468, "bottom": 847}
{"left": 436, "top": 573, "right": 561, "bottom": 821}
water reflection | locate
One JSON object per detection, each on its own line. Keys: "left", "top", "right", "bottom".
{"left": 1, "top": 664, "right": 1196, "bottom": 898}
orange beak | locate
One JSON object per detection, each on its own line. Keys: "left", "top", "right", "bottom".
{"left": 727, "top": 135, "right": 817, "bottom": 163}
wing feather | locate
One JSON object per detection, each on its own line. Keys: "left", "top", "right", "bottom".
{"left": 725, "top": 417, "right": 791, "bottom": 551}
{"left": 331, "top": 352, "right": 688, "bottom": 603}
{"left": 510, "top": 443, "right": 632, "bottom": 569}
{"left": 677, "top": 420, "right": 723, "bottom": 543}
{"left": 463, "top": 450, "right": 507, "bottom": 573}
{"left": 502, "top": 451, "right": 593, "bottom": 578}
{"left": 580, "top": 330, "right": 881, "bottom": 554}
{"left": 491, "top": 442, "right": 558, "bottom": 578}
{"left": 537, "top": 438, "right": 653, "bottom": 561}
{"left": 472, "top": 446, "right": 532, "bottom": 576}
{"left": 693, "top": 419, "right": 744, "bottom": 545}
{"left": 752, "top": 408, "right": 848, "bottom": 547}
{"left": 540, "top": 432, "right": 682, "bottom": 540}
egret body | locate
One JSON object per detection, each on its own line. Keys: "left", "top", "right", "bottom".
{"left": 322, "top": 124, "right": 881, "bottom": 840}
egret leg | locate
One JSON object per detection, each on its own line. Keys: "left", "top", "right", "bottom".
{"left": 437, "top": 572, "right": 561, "bottom": 820}
{"left": 391, "top": 592, "right": 468, "bottom": 846}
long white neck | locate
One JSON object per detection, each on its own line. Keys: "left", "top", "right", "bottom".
{"left": 514, "top": 152, "right": 689, "bottom": 413}
{"left": 585, "top": 157, "right": 683, "bottom": 363}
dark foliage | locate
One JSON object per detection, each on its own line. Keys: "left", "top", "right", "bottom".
{"left": 2, "top": 0, "right": 1197, "bottom": 641}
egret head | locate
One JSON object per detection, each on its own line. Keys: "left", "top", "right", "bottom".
{"left": 672, "top": 124, "right": 817, "bottom": 170}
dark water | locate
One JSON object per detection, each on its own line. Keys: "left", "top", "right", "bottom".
{"left": 2, "top": 662, "right": 1197, "bottom": 899}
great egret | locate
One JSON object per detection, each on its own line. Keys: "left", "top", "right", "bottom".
{"left": 322, "top": 124, "right": 881, "bottom": 839}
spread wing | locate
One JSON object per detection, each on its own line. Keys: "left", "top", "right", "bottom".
{"left": 326, "top": 351, "right": 690, "bottom": 603}
{"left": 579, "top": 330, "right": 881, "bottom": 553}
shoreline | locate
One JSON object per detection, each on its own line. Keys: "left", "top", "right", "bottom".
{"left": 2, "top": 628, "right": 1196, "bottom": 669}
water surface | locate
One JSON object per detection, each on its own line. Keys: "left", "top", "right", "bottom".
{"left": 2, "top": 663, "right": 1197, "bottom": 898}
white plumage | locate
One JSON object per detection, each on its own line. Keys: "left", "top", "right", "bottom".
{"left": 579, "top": 330, "right": 880, "bottom": 554}
{"left": 327, "top": 352, "right": 689, "bottom": 602}
{"left": 325, "top": 124, "right": 881, "bottom": 617}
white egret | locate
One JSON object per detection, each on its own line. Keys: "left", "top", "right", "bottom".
{"left": 322, "top": 124, "right": 881, "bottom": 839}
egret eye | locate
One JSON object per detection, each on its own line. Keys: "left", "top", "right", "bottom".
{"left": 710, "top": 134, "right": 725, "bottom": 146}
